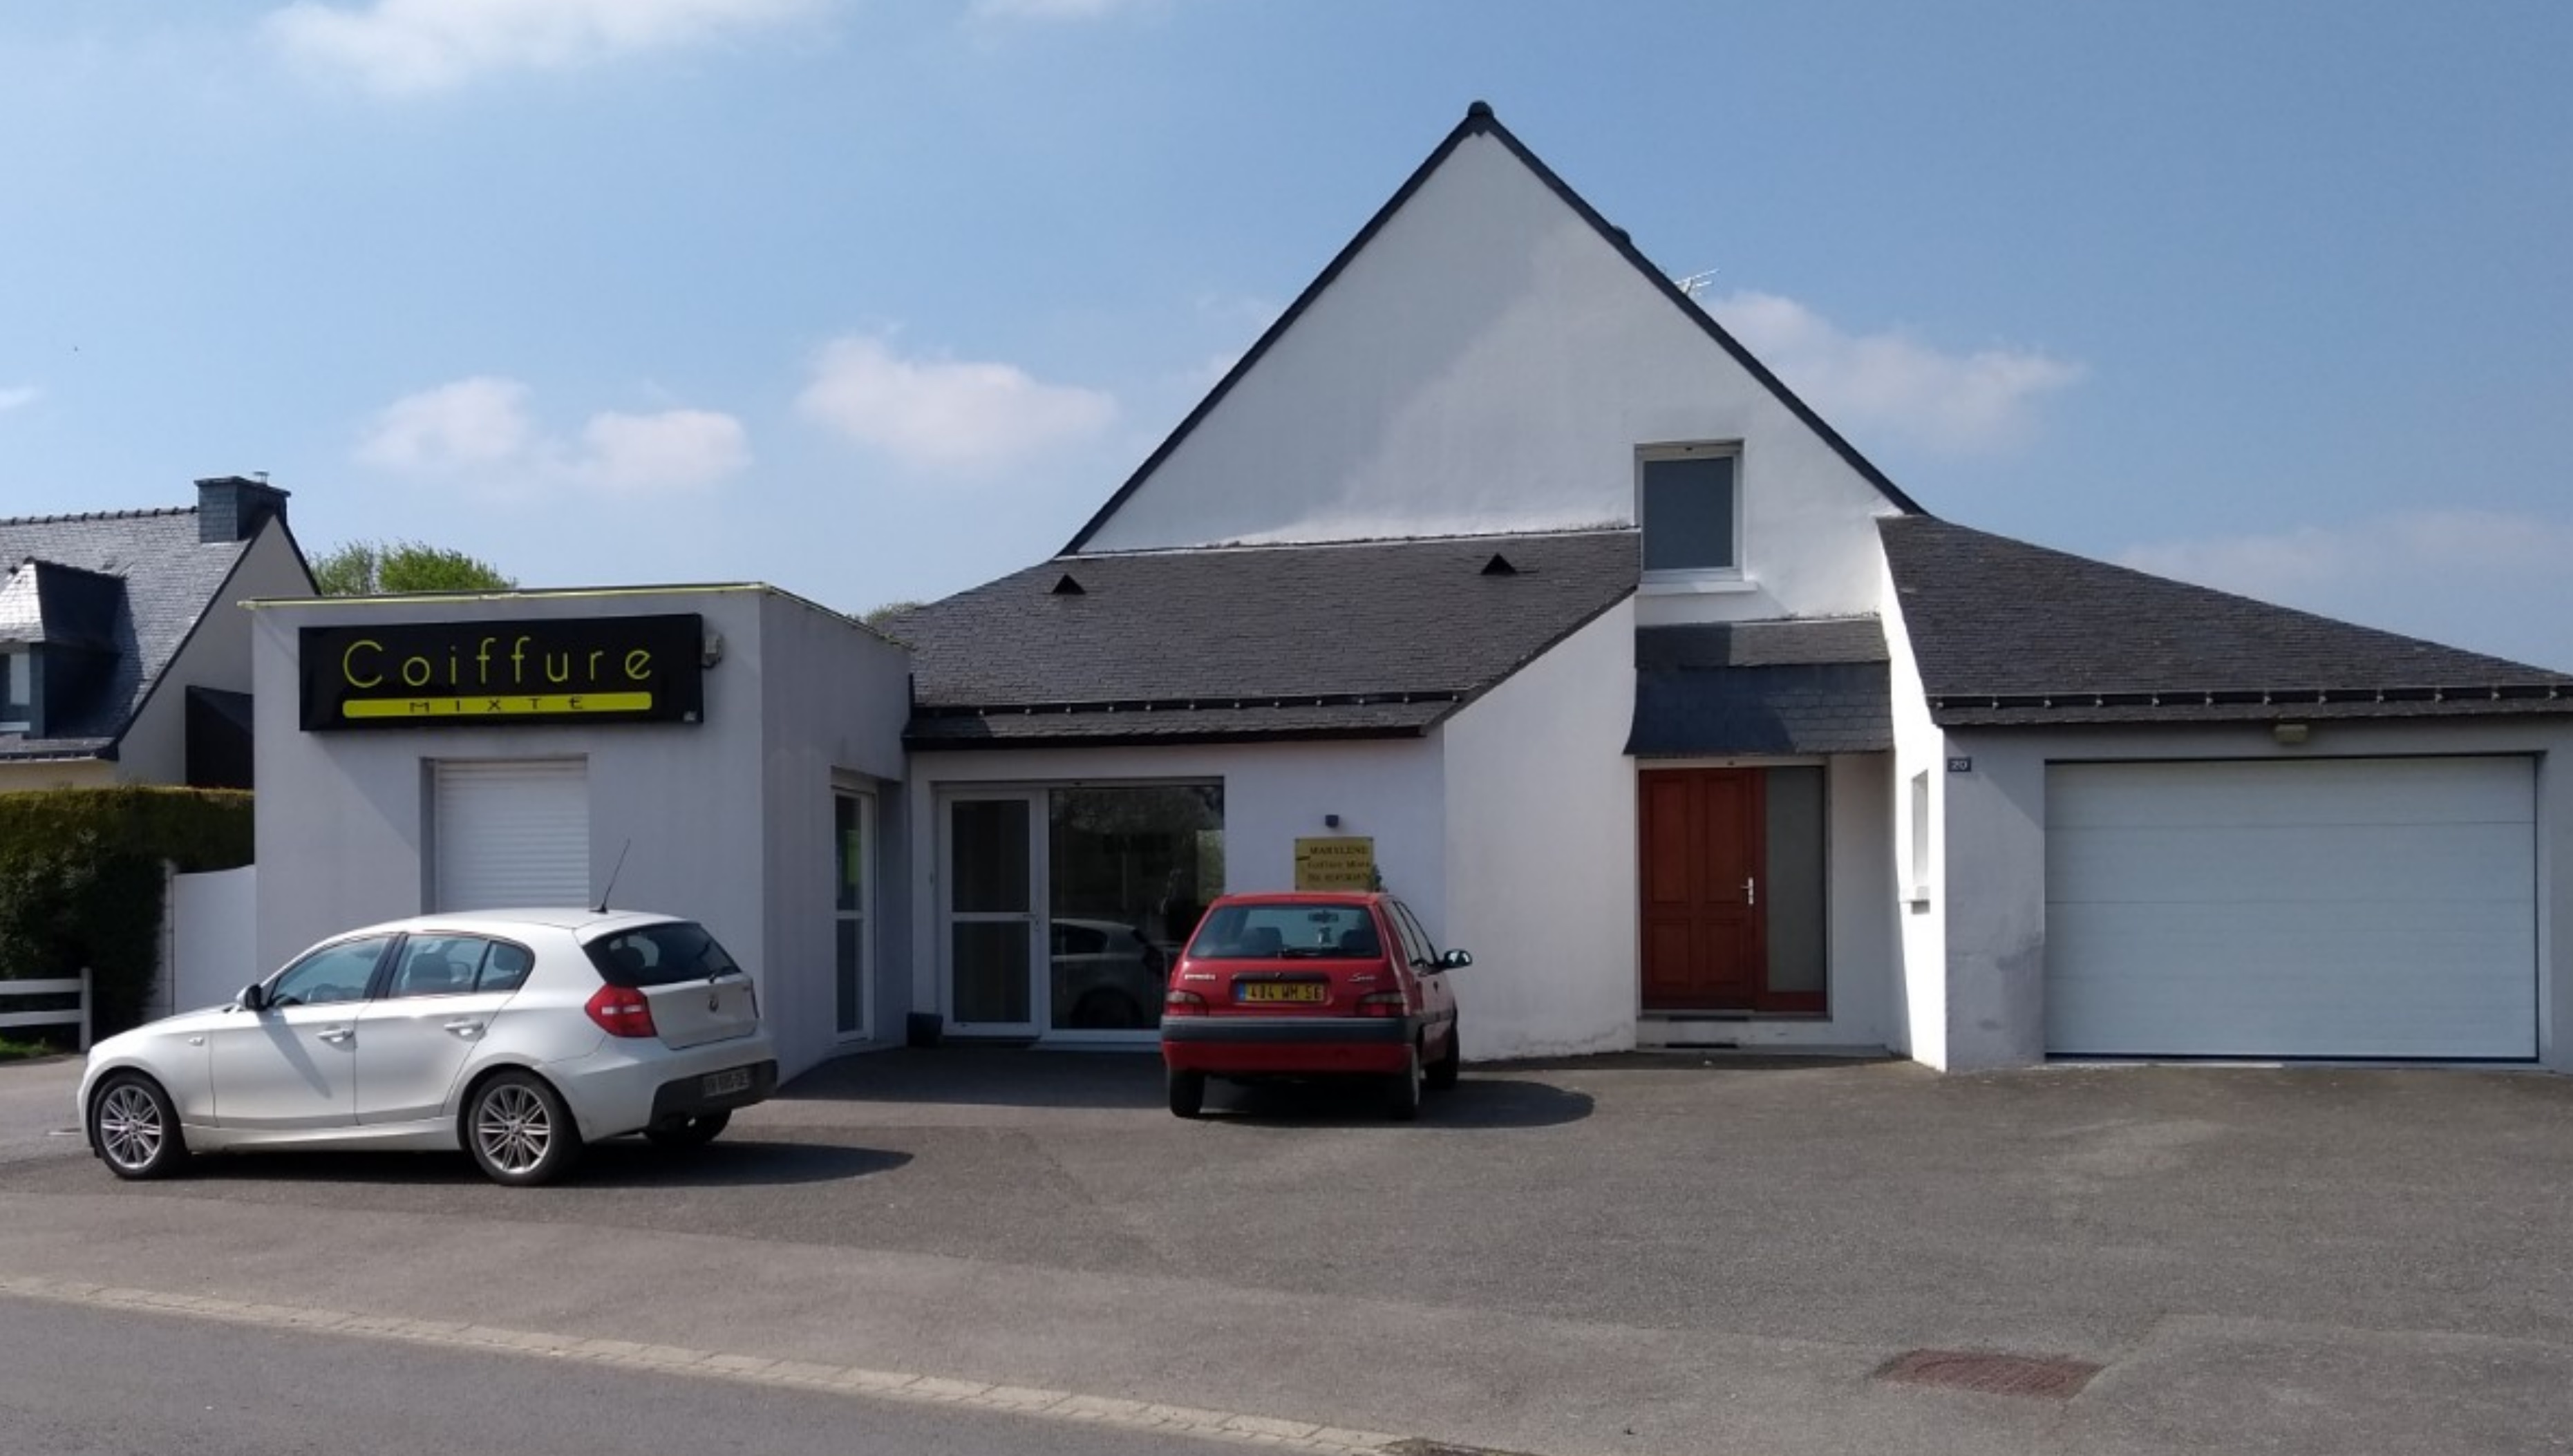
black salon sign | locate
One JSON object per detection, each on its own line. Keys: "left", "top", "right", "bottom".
{"left": 300, "top": 614, "right": 706, "bottom": 730}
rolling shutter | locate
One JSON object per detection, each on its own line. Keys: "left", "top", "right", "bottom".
{"left": 2045, "top": 757, "right": 2537, "bottom": 1060}
{"left": 432, "top": 759, "right": 591, "bottom": 912}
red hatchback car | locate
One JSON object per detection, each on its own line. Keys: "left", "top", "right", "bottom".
{"left": 1159, "top": 891, "right": 1469, "bottom": 1120}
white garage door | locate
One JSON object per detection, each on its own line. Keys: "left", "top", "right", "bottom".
{"left": 432, "top": 759, "right": 591, "bottom": 912}
{"left": 2046, "top": 757, "right": 2536, "bottom": 1060}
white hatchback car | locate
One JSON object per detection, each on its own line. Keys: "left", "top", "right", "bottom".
{"left": 77, "top": 909, "right": 777, "bottom": 1186}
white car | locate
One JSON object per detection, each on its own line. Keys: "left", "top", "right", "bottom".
{"left": 77, "top": 909, "right": 777, "bottom": 1186}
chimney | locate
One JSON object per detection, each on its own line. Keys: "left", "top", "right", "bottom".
{"left": 195, "top": 475, "right": 290, "bottom": 545}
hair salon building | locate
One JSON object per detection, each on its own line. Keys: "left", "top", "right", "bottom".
{"left": 246, "top": 106, "right": 2573, "bottom": 1081}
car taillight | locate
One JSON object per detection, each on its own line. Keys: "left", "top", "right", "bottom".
{"left": 1164, "top": 989, "right": 1208, "bottom": 1016}
{"left": 585, "top": 985, "right": 658, "bottom": 1038}
{"left": 1355, "top": 990, "right": 1406, "bottom": 1018}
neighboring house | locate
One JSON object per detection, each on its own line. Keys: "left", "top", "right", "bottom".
{"left": 1, "top": 477, "right": 314, "bottom": 792}
{"left": 892, "top": 102, "right": 2573, "bottom": 1072}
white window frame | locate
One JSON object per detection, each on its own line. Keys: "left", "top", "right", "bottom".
{"left": 1637, "top": 441, "right": 1748, "bottom": 592}
{"left": 833, "top": 787, "right": 876, "bottom": 1043}
{"left": 1, "top": 648, "right": 30, "bottom": 732}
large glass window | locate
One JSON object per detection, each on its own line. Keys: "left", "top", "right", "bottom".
{"left": 1046, "top": 785, "right": 1224, "bottom": 1030}
{"left": 1764, "top": 766, "right": 1827, "bottom": 999}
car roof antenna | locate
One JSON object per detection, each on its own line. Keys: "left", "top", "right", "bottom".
{"left": 596, "top": 840, "right": 632, "bottom": 914}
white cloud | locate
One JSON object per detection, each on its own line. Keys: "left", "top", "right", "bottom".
{"left": 569, "top": 408, "right": 751, "bottom": 493}
{"left": 0, "top": 385, "right": 39, "bottom": 413}
{"left": 357, "top": 377, "right": 748, "bottom": 495}
{"left": 1702, "top": 290, "right": 2084, "bottom": 454}
{"left": 797, "top": 334, "right": 1117, "bottom": 477}
{"left": 355, "top": 376, "right": 537, "bottom": 473}
{"left": 2118, "top": 509, "right": 2573, "bottom": 670}
{"left": 263, "top": 0, "right": 822, "bottom": 95}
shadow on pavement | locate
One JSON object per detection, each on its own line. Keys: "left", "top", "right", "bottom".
{"left": 155, "top": 1138, "right": 912, "bottom": 1191}
{"left": 1203, "top": 1075, "right": 1594, "bottom": 1129}
{"left": 779, "top": 1046, "right": 1168, "bottom": 1111}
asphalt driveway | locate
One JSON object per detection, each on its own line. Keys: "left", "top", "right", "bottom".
{"left": 3, "top": 1049, "right": 2570, "bottom": 1455}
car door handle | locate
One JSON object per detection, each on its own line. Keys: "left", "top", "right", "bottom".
{"left": 317, "top": 1028, "right": 355, "bottom": 1046}
{"left": 442, "top": 1019, "right": 487, "bottom": 1038}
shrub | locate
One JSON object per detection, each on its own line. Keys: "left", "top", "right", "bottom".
{"left": 0, "top": 788, "right": 254, "bottom": 1037}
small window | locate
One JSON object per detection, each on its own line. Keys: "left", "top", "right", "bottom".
{"left": 1909, "top": 770, "right": 1932, "bottom": 896}
{"left": 1389, "top": 901, "right": 1437, "bottom": 969}
{"left": 1639, "top": 444, "right": 1740, "bottom": 575}
{"left": 1, "top": 650, "right": 31, "bottom": 731}
{"left": 388, "top": 936, "right": 488, "bottom": 999}
{"left": 1188, "top": 902, "right": 1384, "bottom": 960}
{"left": 585, "top": 920, "right": 741, "bottom": 988}
{"left": 478, "top": 940, "right": 536, "bottom": 994}
{"left": 269, "top": 936, "right": 393, "bottom": 1007}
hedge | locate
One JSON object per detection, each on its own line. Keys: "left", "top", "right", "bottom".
{"left": 0, "top": 787, "right": 255, "bottom": 1039}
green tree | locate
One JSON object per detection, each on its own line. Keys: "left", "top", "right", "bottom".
{"left": 314, "top": 540, "right": 516, "bottom": 596}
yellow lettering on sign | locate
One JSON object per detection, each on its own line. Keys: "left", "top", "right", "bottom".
{"left": 341, "top": 639, "right": 384, "bottom": 688}
{"left": 341, "top": 693, "right": 654, "bottom": 719}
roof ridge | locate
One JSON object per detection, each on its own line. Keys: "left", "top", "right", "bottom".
{"left": 0, "top": 505, "right": 195, "bottom": 527}
{"left": 1062, "top": 525, "right": 1639, "bottom": 560}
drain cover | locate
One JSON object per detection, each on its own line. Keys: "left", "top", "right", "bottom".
{"left": 1874, "top": 1348, "right": 2102, "bottom": 1399}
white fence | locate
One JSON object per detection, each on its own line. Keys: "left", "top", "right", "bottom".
{"left": 0, "top": 970, "right": 91, "bottom": 1052}
{"left": 165, "top": 864, "right": 258, "bottom": 1016}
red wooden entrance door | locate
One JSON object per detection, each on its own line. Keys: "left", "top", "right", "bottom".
{"left": 1639, "top": 768, "right": 1766, "bottom": 1012}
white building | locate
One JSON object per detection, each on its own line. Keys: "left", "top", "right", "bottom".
{"left": 245, "top": 104, "right": 2573, "bottom": 1079}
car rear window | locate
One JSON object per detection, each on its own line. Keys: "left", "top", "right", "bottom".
{"left": 583, "top": 921, "right": 742, "bottom": 988}
{"left": 1187, "top": 903, "right": 1384, "bottom": 960}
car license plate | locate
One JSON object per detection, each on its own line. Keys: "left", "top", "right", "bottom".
{"left": 702, "top": 1068, "right": 752, "bottom": 1097}
{"left": 1240, "top": 982, "right": 1326, "bottom": 1004}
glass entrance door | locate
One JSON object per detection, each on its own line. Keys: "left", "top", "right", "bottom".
{"left": 944, "top": 794, "right": 1042, "bottom": 1034}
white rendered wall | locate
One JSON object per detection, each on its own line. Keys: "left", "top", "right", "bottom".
{"left": 1879, "top": 554, "right": 1950, "bottom": 1066}
{"left": 1438, "top": 600, "right": 1639, "bottom": 1059}
{"left": 1080, "top": 133, "right": 1905, "bottom": 625}
{"left": 753, "top": 592, "right": 912, "bottom": 1072}
{"left": 250, "top": 584, "right": 895, "bottom": 1085}
{"left": 905, "top": 738, "right": 1446, "bottom": 1030}
{"left": 113, "top": 522, "right": 312, "bottom": 784}
{"left": 1940, "top": 719, "right": 2573, "bottom": 1072}
{"left": 0, "top": 759, "right": 111, "bottom": 791}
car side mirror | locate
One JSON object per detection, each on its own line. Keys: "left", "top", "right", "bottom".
{"left": 238, "top": 983, "right": 270, "bottom": 1012}
{"left": 1440, "top": 949, "right": 1473, "bottom": 971}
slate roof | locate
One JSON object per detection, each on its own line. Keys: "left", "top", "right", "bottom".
{"left": 893, "top": 531, "right": 1640, "bottom": 748}
{"left": 1881, "top": 516, "right": 2573, "bottom": 727}
{"left": 0, "top": 507, "right": 259, "bottom": 759}
{"left": 1628, "top": 619, "right": 1893, "bottom": 757}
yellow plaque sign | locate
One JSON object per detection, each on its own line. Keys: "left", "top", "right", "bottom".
{"left": 1294, "top": 836, "right": 1376, "bottom": 891}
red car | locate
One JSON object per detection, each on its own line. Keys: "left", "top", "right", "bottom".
{"left": 1159, "top": 891, "right": 1469, "bottom": 1120}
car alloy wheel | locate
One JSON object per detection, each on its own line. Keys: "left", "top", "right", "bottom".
{"left": 466, "top": 1072, "right": 581, "bottom": 1186}
{"left": 1386, "top": 1046, "right": 1422, "bottom": 1122}
{"left": 91, "top": 1075, "right": 187, "bottom": 1180}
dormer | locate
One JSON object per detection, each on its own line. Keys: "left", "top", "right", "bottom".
{"left": 0, "top": 559, "right": 126, "bottom": 738}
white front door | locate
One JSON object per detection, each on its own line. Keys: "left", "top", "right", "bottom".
{"left": 2045, "top": 756, "right": 2539, "bottom": 1060}
{"left": 943, "top": 793, "right": 1044, "bottom": 1035}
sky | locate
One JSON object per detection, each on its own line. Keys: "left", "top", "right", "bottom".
{"left": 3, "top": 1, "right": 2570, "bottom": 668}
